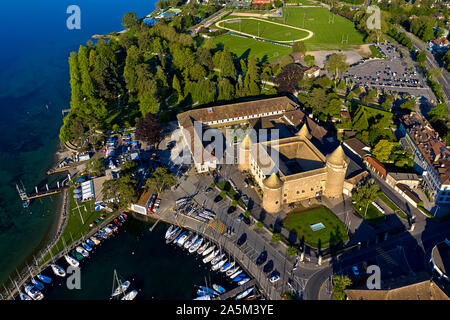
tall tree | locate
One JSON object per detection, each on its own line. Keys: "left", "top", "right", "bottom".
{"left": 135, "top": 112, "right": 162, "bottom": 146}
{"left": 219, "top": 48, "right": 236, "bottom": 80}
{"left": 372, "top": 139, "right": 394, "bottom": 162}
{"left": 325, "top": 53, "right": 349, "bottom": 80}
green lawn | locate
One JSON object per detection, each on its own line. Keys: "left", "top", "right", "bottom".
{"left": 272, "top": 7, "right": 365, "bottom": 50}
{"left": 377, "top": 193, "right": 408, "bottom": 220}
{"left": 369, "top": 44, "right": 383, "bottom": 58}
{"left": 284, "top": 206, "right": 349, "bottom": 249}
{"left": 220, "top": 19, "right": 310, "bottom": 41}
{"left": 212, "top": 6, "right": 365, "bottom": 59}
{"left": 40, "top": 186, "right": 113, "bottom": 265}
{"left": 353, "top": 202, "right": 385, "bottom": 223}
{"left": 210, "top": 34, "right": 292, "bottom": 62}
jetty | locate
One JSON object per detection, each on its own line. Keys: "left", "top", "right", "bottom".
{"left": 213, "top": 279, "right": 256, "bottom": 300}
{"left": 16, "top": 182, "right": 67, "bottom": 202}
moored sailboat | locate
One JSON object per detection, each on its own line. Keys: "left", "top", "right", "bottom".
{"left": 121, "top": 289, "right": 138, "bottom": 300}
{"left": 235, "top": 287, "right": 254, "bottom": 300}
{"left": 196, "top": 241, "right": 209, "bottom": 255}
{"left": 202, "top": 249, "right": 219, "bottom": 264}
{"left": 202, "top": 244, "right": 215, "bottom": 257}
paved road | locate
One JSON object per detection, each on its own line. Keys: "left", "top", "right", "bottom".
{"left": 395, "top": 25, "right": 450, "bottom": 106}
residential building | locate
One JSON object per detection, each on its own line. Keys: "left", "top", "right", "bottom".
{"left": 343, "top": 138, "right": 371, "bottom": 159}
{"left": 398, "top": 112, "right": 450, "bottom": 206}
{"left": 346, "top": 280, "right": 449, "bottom": 300}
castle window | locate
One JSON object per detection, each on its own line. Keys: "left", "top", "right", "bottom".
{"left": 275, "top": 201, "right": 279, "bottom": 205}
{"left": 302, "top": 190, "right": 305, "bottom": 193}
{"left": 284, "top": 193, "right": 287, "bottom": 197}
{"left": 296, "top": 191, "right": 299, "bottom": 194}
{"left": 311, "top": 188, "right": 314, "bottom": 191}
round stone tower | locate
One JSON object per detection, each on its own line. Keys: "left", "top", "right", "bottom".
{"left": 262, "top": 173, "right": 283, "bottom": 214}
{"left": 324, "top": 145, "right": 348, "bottom": 199}
{"left": 238, "top": 134, "right": 250, "bottom": 171}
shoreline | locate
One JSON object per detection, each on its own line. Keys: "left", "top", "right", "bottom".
{"left": 1, "top": 142, "right": 70, "bottom": 296}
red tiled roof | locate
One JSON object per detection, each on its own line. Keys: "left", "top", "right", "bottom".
{"left": 364, "top": 156, "right": 387, "bottom": 178}
{"left": 401, "top": 113, "right": 450, "bottom": 184}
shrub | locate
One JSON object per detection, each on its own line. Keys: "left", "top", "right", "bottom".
{"left": 287, "top": 246, "right": 298, "bottom": 256}
{"left": 272, "top": 233, "right": 281, "bottom": 242}
{"left": 244, "top": 210, "right": 251, "bottom": 218}
{"left": 257, "top": 221, "right": 264, "bottom": 228}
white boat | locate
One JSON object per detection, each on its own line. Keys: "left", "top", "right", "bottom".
{"left": 112, "top": 280, "right": 130, "bottom": 297}
{"left": 165, "top": 226, "right": 179, "bottom": 240}
{"left": 203, "top": 249, "right": 219, "bottom": 264}
{"left": 196, "top": 241, "right": 209, "bottom": 255}
{"left": 230, "top": 269, "right": 243, "bottom": 279}
{"left": 184, "top": 234, "right": 198, "bottom": 249}
{"left": 177, "top": 232, "right": 191, "bottom": 247}
{"left": 238, "top": 278, "right": 250, "bottom": 286}
{"left": 202, "top": 244, "right": 215, "bottom": 256}
{"left": 211, "top": 253, "right": 225, "bottom": 265}
{"left": 76, "top": 246, "right": 89, "bottom": 257}
{"left": 212, "top": 259, "right": 227, "bottom": 271}
{"left": 20, "top": 291, "right": 32, "bottom": 300}
{"left": 104, "top": 227, "right": 113, "bottom": 234}
{"left": 220, "top": 261, "right": 235, "bottom": 273}
{"left": 188, "top": 238, "right": 203, "bottom": 254}
{"left": 64, "top": 254, "right": 79, "bottom": 268}
{"left": 165, "top": 225, "right": 174, "bottom": 239}
{"left": 24, "top": 285, "right": 44, "bottom": 300}
{"left": 235, "top": 287, "right": 254, "bottom": 300}
{"left": 51, "top": 264, "right": 66, "bottom": 277}
{"left": 226, "top": 266, "right": 240, "bottom": 277}
{"left": 193, "top": 295, "right": 211, "bottom": 300}
{"left": 121, "top": 289, "right": 138, "bottom": 300}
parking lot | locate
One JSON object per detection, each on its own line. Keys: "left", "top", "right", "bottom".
{"left": 343, "top": 42, "right": 435, "bottom": 101}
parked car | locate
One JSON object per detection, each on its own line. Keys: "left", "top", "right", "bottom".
{"left": 236, "top": 214, "right": 244, "bottom": 222}
{"left": 205, "top": 187, "right": 213, "bottom": 194}
{"left": 227, "top": 206, "right": 236, "bottom": 214}
{"left": 263, "top": 260, "right": 274, "bottom": 274}
{"left": 269, "top": 271, "right": 280, "bottom": 283}
{"left": 237, "top": 233, "right": 247, "bottom": 246}
{"left": 256, "top": 251, "right": 268, "bottom": 266}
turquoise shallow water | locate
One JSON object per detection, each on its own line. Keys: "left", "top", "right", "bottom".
{"left": 0, "top": 0, "right": 157, "bottom": 287}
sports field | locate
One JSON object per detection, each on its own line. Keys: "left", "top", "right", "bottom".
{"left": 272, "top": 7, "right": 365, "bottom": 50}
{"left": 217, "top": 18, "right": 312, "bottom": 42}
{"left": 210, "top": 34, "right": 292, "bottom": 62}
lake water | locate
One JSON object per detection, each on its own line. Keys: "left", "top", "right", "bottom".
{"left": 43, "top": 216, "right": 236, "bottom": 300}
{"left": 0, "top": 0, "right": 158, "bottom": 288}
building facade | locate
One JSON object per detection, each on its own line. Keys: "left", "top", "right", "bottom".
{"left": 177, "top": 97, "right": 351, "bottom": 213}
{"left": 398, "top": 113, "right": 450, "bottom": 206}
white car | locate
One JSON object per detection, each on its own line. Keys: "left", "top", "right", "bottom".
{"left": 269, "top": 273, "right": 280, "bottom": 283}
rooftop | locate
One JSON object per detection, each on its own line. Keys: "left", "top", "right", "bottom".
{"left": 343, "top": 138, "right": 371, "bottom": 159}
{"left": 432, "top": 240, "right": 450, "bottom": 276}
{"left": 346, "top": 280, "right": 449, "bottom": 300}
{"left": 401, "top": 112, "right": 450, "bottom": 185}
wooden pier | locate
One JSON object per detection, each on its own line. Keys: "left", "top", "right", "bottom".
{"left": 213, "top": 279, "right": 256, "bottom": 300}
{"left": 16, "top": 182, "right": 67, "bottom": 202}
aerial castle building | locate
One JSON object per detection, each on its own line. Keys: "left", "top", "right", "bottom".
{"left": 176, "top": 96, "right": 352, "bottom": 213}
{"left": 238, "top": 123, "right": 349, "bottom": 213}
